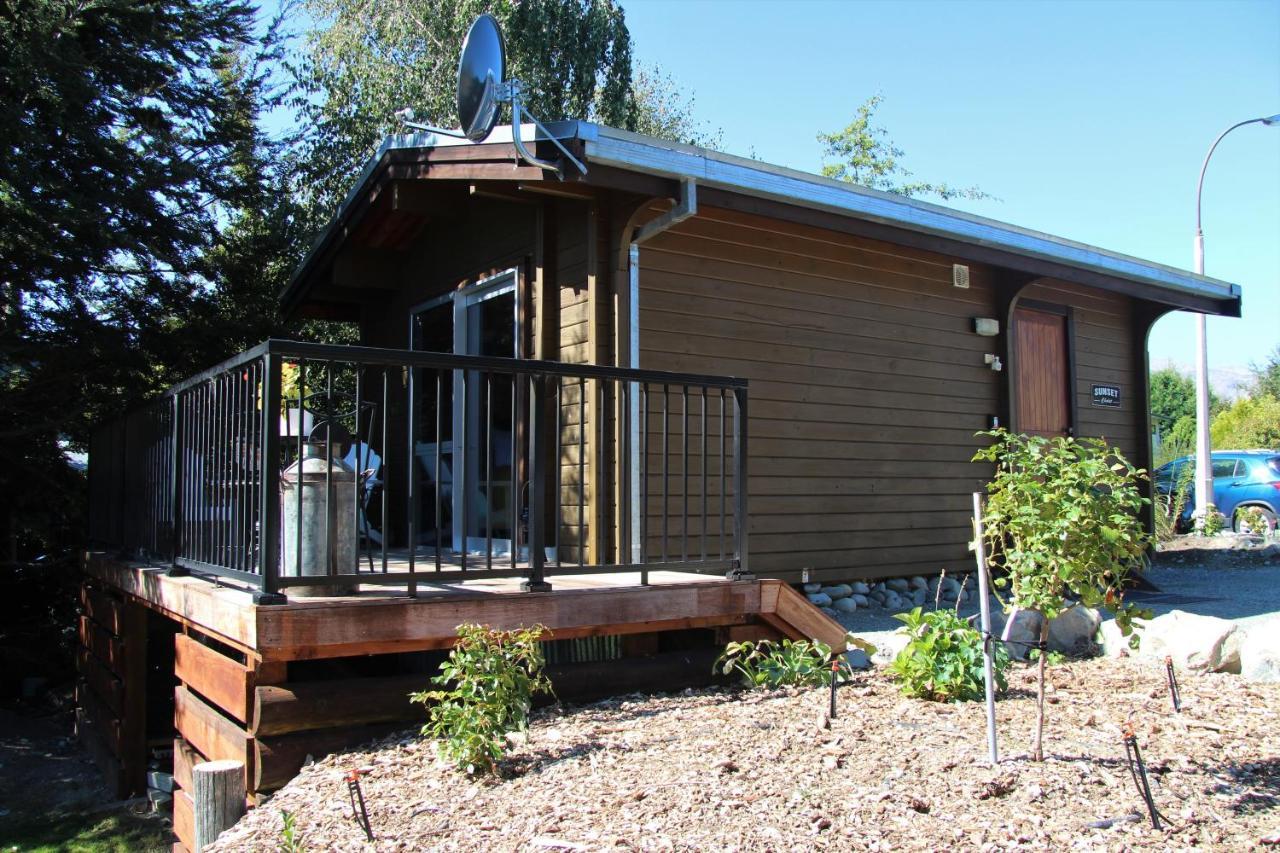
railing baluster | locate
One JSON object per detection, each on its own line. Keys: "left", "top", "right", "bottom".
{"left": 406, "top": 361, "right": 417, "bottom": 596}
{"left": 459, "top": 369, "right": 469, "bottom": 575}
{"left": 295, "top": 359, "right": 305, "bottom": 581}
{"left": 733, "top": 387, "right": 749, "bottom": 577}
{"left": 485, "top": 372, "right": 493, "bottom": 572}
{"left": 354, "top": 366, "right": 365, "bottom": 574}
{"left": 553, "top": 378, "right": 561, "bottom": 564}
{"left": 719, "top": 389, "right": 726, "bottom": 562}
{"left": 324, "top": 362, "right": 333, "bottom": 579}
{"left": 260, "top": 352, "right": 282, "bottom": 596}
{"left": 682, "top": 385, "right": 689, "bottom": 564}
{"left": 510, "top": 375, "right": 517, "bottom": 574}
{"left": 700, "top": 388, "right": 707, "bottom": 564}
{"left": 381, "top": 367, "right": 389, "bottom": 573}
{"left": 661, "top": 384, "right": 669, "bottom": 565}
{"left": 640, "top": 383, "right": 648, "bottom": 567}
{"left": 434, "top": 370, "right": 442, "bottom": 575}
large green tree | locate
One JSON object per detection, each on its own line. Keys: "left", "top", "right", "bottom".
{"left": 818, "top": 94, "right": 990, "bottom": 201}
{"left": 1249, "top": 346, "right": 1280, "bottom": 400}
{"left": 0, "top": 0, "right": 290, "bottom": 555}
{"left": 290, "top": 0, "right": 637, "bottom": 225}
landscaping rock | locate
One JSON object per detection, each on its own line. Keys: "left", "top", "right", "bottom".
{"left": 882, "top": 592, "right": 905, "bottom": 612}
{"left": 911, "top": 588, "right": 927, "bottom": 607}
{"left": 1047, "top": 605, "right": 1102, "bottom": 657}
{"left": 807, "top": 592, "right": 832, "bottom": 608}
{"left": 844, "top": 648, "right": 872, "bottom": 670}
{"left": 996, "top": 609, "right": 1045, "bottom": 660}
{"left": 822, "top": 584, "right": 853, "bottom": 600}
{"left": 803, "top": 583, "right": 822, "bottom": 594}
{"left": 851, "top": 594, "right": 869, "bottom": 608}
{"left": 909, "top": 576, "right": 928, "bottom": 590}
{"left": 1098, "top": 619, "right": 1131, "bottom": 657}
{"left": 1141, "top": 610, "right": 1242, "bottom": 674}
{"left": 938, "top": 578, "right": 962, "bottom": 600}
{"left": 821, "top": 607, "right": 839, "bottom": 619}
{"left": 850, "top": 581, "right": 871, "bottom": 595}
{"left": 1240, "top": 617, "right": 1280, "bottom": 683}
{"left": 869, "top": 631, "right": 910, "bottom": 665}
{"left": 886, "top": 578, "right": 911, "bottom": 593}
{"left": 833, "top": 596, "right": 858, "bottom": 614}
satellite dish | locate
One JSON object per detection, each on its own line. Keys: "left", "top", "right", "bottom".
{"left": 396, "top": 14, "right": 586, "bottom": 178}
{"left": 456, "top": 14, "right": 505, "bottom": 143}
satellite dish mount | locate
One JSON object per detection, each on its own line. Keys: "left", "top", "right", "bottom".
{"left": 397, "top": 14, "right": 586, "bottom": 179}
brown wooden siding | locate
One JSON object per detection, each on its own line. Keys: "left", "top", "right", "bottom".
{"left": 637, "top": 206, "right": 1003, "bottom": 582}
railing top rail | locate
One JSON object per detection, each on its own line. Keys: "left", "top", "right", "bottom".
{"left": 167, "top": 341, "right": 272, "bottom": 396}
{"left": 261, "top": 339, "right": 749, "bottom": 390}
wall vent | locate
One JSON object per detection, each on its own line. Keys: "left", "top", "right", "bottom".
{"left": 952, "top": 264, "right": 970, "bottom": 289}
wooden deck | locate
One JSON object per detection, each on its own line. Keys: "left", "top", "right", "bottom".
{"left": 78, "top": 550, "right": 843, "bottom": 848}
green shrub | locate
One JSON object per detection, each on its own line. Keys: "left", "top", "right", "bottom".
{"left": 974, "top": 429, "right": 1151, "bottom": 760}
{"left": 278, "top": 810, "right": 305, "bottom": 853}
{"left": 1202, "top": 504, "right": 1226, "bottom": 536}
{"left": 1155, "top": 462, "right": 1193, "bottom": 542}
{"left": 887, "top": 607, "right": 1008, "bottom": 702}
{"left": 411, "top": 623, "right": 553, "bottom": 774}
{"left": 715, "top": 638, "right": 837, "bottom": 688}
{"left": 1236, "top": 506, "right": 1270, "bottom": 535}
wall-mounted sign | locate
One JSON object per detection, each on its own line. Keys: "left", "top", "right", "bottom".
{"left": 1091, "top": 383, "right": 1121, "bottom": 408}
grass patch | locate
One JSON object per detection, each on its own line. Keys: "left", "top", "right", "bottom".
{"left": 0, "top": 808, "right": 169, "bottom": 853}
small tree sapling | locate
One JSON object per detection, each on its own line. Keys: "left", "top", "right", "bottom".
{"left": 973, "top": 429, "right": 1151, "bottom": 761}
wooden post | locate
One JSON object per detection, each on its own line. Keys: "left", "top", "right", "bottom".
{"left": 193, "top": 759, "right": 245, "bottom": 850}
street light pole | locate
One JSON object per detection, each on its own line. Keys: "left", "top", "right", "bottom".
{"left": 1191, "top": 114, "right": 1280, "bottom": 531}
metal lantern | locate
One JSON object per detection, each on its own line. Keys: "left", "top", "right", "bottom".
{"left": 280, "top": 440, "right": 357, "bottom": 596}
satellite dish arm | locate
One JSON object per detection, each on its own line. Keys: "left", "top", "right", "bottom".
{"left": 395, "top": 108, "right": 470, "bottom": 140}
{"left": 511, "top": 89, "right": 587, "bottom": 179}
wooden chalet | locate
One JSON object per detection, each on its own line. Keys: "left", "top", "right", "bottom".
{"left": 80, "top": 122, "right": 1241, "bottom": 846}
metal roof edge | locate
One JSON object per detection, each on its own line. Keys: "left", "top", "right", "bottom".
{"left": 583, "top": 124, "right": 1240, "bottom": 307}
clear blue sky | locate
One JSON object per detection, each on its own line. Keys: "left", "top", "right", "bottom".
{"left": 619, "top": 0, "right": 1280, "bottom": 386}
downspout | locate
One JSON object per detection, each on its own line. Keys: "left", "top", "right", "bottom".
{"left": 625, "top": 178, "right": 697, "bottom": 563}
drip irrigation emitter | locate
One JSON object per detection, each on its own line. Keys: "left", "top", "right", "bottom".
{"left": 1165, "top": 656, "right": 1181, "bottom": 713}
{"left": 346, "top": 767, "right": 374, "bottom": 841}
{"left": 1122, "top": 724, "right": 1163, "bottom": 831}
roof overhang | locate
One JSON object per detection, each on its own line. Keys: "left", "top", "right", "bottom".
{"left": 284, "top": 121, "right": 1242, "bottom": 318}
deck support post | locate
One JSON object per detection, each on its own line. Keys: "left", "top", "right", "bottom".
{"left": 192, "top": 759, "right": 246, "bottom": 850}
{"left": 522, "top": 374, "right": 551, "bottom": 592}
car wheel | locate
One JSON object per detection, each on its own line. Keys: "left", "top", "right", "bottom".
{"left": 1234, "top": 506, "right": 1278, "bottom": 534}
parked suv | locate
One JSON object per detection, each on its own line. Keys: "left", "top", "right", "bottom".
{"left": 1154, "top": 450, "right": 1280, "bottom": 533}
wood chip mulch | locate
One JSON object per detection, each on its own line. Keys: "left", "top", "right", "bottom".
{"left": 212, "top": 657, "right": 1280, "bottom": 851}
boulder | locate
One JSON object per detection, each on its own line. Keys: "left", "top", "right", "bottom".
{"left": 1047, "top": 605, "right": 1102, "bottom": 657}
{"left": 833, "top": 596, "right": 858, "bottom": 614}
{"left": 1240, "top": 617, "right": 1280, "bottom": 683}
{"left": 1141, "top": 610, "right": 1242, "bottom": 674}
{"left": 886, "top": 578, "right": 911, "bottom": 593}
{"left": 871, "top": 632, "right": 910, "bottom": 666}
{"left": 822, "top": 584, "right": 853, "bottom": 600}
{"left": 807, "top": 592, "right": 832, "bottom": 608}
{"left": 844, "top": 648, "right": 873, "bottom": 671}
{"left": 1098, "top": 618, "right": 1131, "bottom": 657}
{"left": 996, "top": 609, "right": 1045, "bottom": 660}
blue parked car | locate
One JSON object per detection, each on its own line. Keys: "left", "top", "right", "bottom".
{"left": 1154, "top": 450, "right": 1280, "bottom": 533}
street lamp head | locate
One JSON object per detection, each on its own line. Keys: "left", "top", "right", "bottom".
{"left": 1261, "top": 114, "right": 1280, "bottom": 126}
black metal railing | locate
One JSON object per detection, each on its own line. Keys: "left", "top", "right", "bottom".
{"left": 87, "top": 339, "right": 749, "bottom": 599}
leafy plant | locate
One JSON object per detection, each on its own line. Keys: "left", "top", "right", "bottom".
{"left": 974, "top": 429, "right": 1152, "bottom": 760}
{"left": 715, "top": 638, "right": 838, "bottom": 688}
{"left": 411, "top": 623, "right": 553, "bottom": 775}
{"left": 1202, "top": 504, "right": 1226, "bottom": 536}
{"left": 278, "top": 810, "right": 305, "bottom": 853}
{"left": 1236, "top": 506, "right": 1271, "bottom": 536}
{"left": 1028, "top": 648, "right": 1067, "bottom": 666}
{"left": 887, "top": 607, "right": 1009, "bottom": 702}
{"left": 1155, "top": 462, "right": 1194, "bottom": 542}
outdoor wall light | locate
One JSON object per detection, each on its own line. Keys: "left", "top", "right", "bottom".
{"left": 973, "top": 317, "right": 1000, "bottom": 336}
{"left": 984, "top": 353, "right": 1003, "bottom": 372}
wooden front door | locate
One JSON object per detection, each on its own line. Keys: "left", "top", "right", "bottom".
{"left": 1013, "top": 306, "right": 1072, "bottom": 438}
